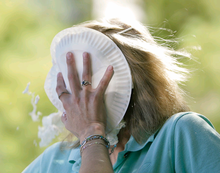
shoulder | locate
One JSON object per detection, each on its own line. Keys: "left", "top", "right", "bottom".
{"left": 161, "top": 112, "right": 220, "bottom": 143}
{"left": 39, "top": 142, "right": 63, "bottom": 158}
{"left": 163, "top": 112, "right": 215, "bottom": 132}
{"left": 43, "top": 142, "right": 63, "bottom": 154}
{"left": 41, "top": 142, "right": 74, "bottom": 161}
{"left": 163, "top": 112, "right": 220, "bottom": 172}
{"left": 22, "top": 142, "right": 73, "bottom": 173}
{"left": 151, "top": 112, "right": 218, "bottom": 146}
{"left": 153, "top": 112, "right": 219, "bottom": 151}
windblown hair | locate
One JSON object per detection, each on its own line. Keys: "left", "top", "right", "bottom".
{"left": 63, "top": 18, "right": 190, "bottom": 146}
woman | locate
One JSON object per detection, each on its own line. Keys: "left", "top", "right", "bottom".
{"left": 23, "top": 18, "right": 220, "bottom": 173}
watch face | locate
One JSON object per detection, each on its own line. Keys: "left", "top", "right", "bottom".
{"left": 45, "top": 27, "right": 132, "bottom": 133}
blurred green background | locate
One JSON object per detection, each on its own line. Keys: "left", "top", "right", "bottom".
{"left": 0, "top": 0, "right": 220, "bottom": 172}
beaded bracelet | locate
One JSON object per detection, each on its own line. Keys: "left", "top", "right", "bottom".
{"left": 80, "top": 135, "right": 110, "bottom": 149}
{"left": 80, "top": 141, "right": 109, "bottom": 155}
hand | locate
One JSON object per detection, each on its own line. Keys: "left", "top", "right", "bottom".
{"left": 56, "top": 52, "right": 114, "bottom": 143}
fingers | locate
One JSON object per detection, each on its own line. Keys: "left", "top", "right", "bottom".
{"left": 65, "top": 51, "right": 113, "bottom": 97}
{"left": 97, "top": 65, "right": 114, "bottom": 95}
{"left": 82, "top": 52, "right": 92, "bottom": 90}
{"left": 56, "top": 72, "right": 70, "bottom": 101}
{"left": 66, "top": 52, "right": 81, "bottom": 95}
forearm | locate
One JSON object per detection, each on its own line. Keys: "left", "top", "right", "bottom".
{"left": 80, "top": 139, "right": 113, "bottom": 173}
{"left": 57, "top": 52, "right": 114, "bottom": 172}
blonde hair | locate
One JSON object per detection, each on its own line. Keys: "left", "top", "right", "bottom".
{"left": 62, "top": 18, "right": 190, "bottom": 146}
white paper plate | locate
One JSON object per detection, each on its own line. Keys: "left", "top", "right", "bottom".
{"left": 44, "top": 27, "right": 132, "bottom": 133}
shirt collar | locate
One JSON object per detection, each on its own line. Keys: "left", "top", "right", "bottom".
{"left": 68, "top": 146, "right": 81, "bottom": 172}
{"left": 124, "top": 131, "right": 157, "bottom": 152}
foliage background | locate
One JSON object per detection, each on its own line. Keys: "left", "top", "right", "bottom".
{"left": 0, "top": 0, "right": 219, "bottom": 172}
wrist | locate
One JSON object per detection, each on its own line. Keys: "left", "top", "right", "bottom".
{"left": 80, "top": 138, "right": 109, "bottom": 156}
{"left": 79, "top": 123, "right": 106, "bottom": 143}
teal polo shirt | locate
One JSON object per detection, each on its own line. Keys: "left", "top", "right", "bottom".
{"left": 23, "top": 112, "right": 220, "bottom": 173}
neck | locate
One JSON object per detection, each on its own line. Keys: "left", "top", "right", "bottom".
{"left": 109, "top": 127, "right": 131, "bottom": 165}
{"left": 117, "top": 127, "right": 130, "bottom": 149}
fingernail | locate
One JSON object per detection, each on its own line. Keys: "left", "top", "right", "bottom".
{"left": 57, "top": 72, "right": 62, "bottom": 77}
{"left": 83, "top": 52, "right": 88, "bottom": 58}
{"left": 108, "top": 65, "right": 113, "bottom": 71}
{"left": 66, "top": 52, "right": 72, "bottom": 61}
